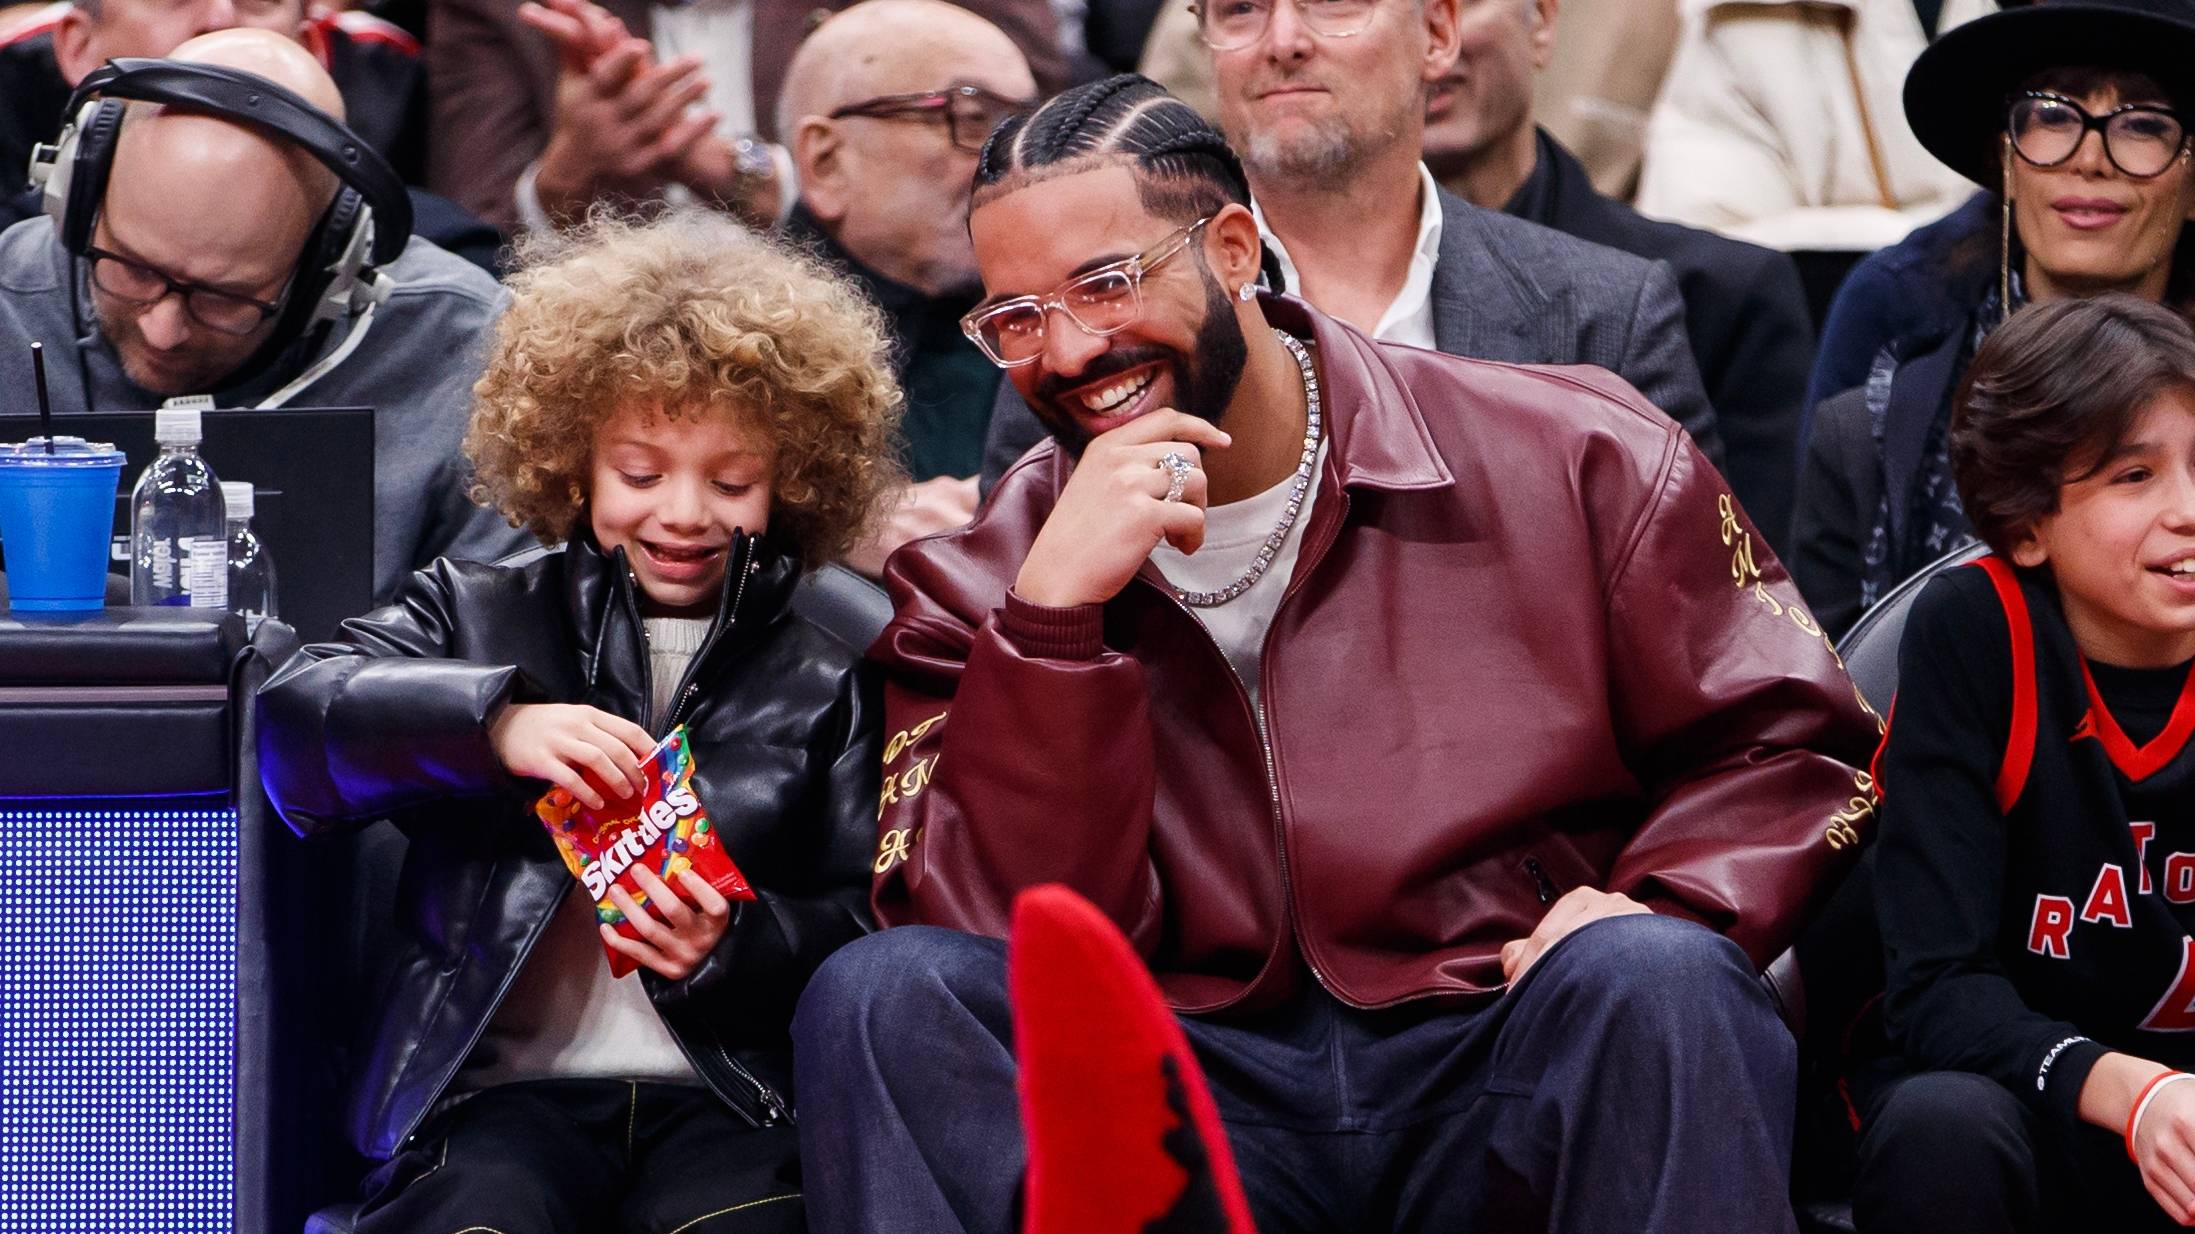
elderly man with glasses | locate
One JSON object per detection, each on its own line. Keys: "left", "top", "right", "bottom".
{"left": 775, "top": 0, "right": 1035, "bottom": 575}
{"left": 790, "top": 74, "right": 1884, "bottom": 1234}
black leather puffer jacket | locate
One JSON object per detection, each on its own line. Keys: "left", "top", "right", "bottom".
{"left": 257, "top": 528, "right": 879, "bottom": 1160}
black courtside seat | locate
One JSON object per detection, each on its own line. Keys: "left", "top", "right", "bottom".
{"left": 1791, "top": 540, "right": 1989, "bottom": 1234}
{"left": 297, "top": 556, "right": 894, "bottom": 1234}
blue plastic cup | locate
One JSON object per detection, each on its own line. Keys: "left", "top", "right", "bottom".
{"left": 0, "top": 437, "right": 126, "bottom": 612}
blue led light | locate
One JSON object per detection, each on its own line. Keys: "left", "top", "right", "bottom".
{"left": 0, "top": 808, "right": 236, "bottom": 1232}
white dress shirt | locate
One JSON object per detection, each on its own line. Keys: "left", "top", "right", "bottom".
{"left": 1255, "top": 163, "right": 1446, "bottom": 348}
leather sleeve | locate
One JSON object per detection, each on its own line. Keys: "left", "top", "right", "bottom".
{"left": 255, "top": 561, "right": 530, "bottom": 837}
{"left": 1618, "top": 259, "right": 1726, "bottom": 471}
{"left": 868, "top": 489, "right": 1165, "bottom": 950}
{"left": 649, "top": 657, "right": 883, "bottom": 1036}
{"left": 1599, "top": 422, "right": 1881, "bottom": 967}
{"left": 425, "top": 0, "right": 549, "bottom": 230}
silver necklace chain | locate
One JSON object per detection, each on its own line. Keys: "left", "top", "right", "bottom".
{"left": 1175, "top": 329, "right": 1322, "bottom": 608}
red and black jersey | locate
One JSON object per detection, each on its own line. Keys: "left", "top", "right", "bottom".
{"left": 1876, "top": 556, "right": 2195, "bottom": 1132}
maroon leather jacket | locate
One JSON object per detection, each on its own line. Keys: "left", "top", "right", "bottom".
{"left": 871, "top": 296, "right": 1881, "bottom": 1014}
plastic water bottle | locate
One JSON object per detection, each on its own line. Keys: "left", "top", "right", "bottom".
{"left": 221, "top": 481, "right": 277, "bottom": 621}
{"left": 129, "top": 405, "right": 227, "bottom": 609}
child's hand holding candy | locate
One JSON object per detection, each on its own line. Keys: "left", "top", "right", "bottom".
{"left": 601, "top": 863, "right": 735, "bottom": 980}
{"left": 490, "top": 703, "right": 656, "bottom": 810}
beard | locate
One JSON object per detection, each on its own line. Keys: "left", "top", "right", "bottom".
{"left": 1029, "top": 261, "right": 1249, "bottom": 458}
{"left": 1235, "top": 79, "right": 1421, "bottom": 190}
{"left": 1243, "top": 115, "right": 1364, "bottom": 186}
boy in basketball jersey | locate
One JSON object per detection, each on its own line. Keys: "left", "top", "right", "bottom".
{"left": 1862, "top": 295, "right": 2195, "bottom": 1233}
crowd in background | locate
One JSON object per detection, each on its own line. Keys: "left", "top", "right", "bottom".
{"left": 0, "top": 0, "right": 2066, "bottom": 600}
{"left": 12, "top": 1, "right": 2195, "bottom": 1232}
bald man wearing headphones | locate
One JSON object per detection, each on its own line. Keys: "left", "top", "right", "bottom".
{"left": 0, "top": 29, "right": 528, "bottom": 606}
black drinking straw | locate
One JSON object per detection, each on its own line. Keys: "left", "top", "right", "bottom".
{"left": 29, "top": 342, "right": 53, "bottom": 453}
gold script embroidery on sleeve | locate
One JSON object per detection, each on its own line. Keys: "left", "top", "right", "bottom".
{"left": 1718, "top": 496, "right": 1888, "bottom": 846}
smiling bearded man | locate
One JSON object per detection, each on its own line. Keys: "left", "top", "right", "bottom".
{"left": 786, "top": 74, "right": 1885, "bottom": 1234}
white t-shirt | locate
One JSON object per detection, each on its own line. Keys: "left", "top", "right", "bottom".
{"left": 1150, "top": 439, "right": 1329, "bottom": 706}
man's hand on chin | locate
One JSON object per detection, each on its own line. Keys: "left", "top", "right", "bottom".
{"left": 1500, "top": 887, "right": 1652, "bottom": 987}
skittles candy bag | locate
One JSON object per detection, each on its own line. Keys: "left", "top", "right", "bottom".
{"left": 533, "top": 725, "right": 754, "bottom": 977}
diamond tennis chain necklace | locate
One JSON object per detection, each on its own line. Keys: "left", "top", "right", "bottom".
{"left": 1174, "top": 329, "right": 1322, "bottom": 608}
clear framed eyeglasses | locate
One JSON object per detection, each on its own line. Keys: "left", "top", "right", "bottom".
{"left": 1189, "top": 0, "right": 1379, "bottom": 52}
{"left": 960, "top": 216, "right": 1214, "bottom": 368}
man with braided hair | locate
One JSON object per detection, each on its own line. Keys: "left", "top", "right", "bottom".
{"left": 975, "top": 0, "right": 1721, "bottom": 502}
{"left": 794, "top": 75, "right": 1878, "bottom": 1233}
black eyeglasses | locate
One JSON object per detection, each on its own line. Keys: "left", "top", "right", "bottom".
{"left": 2007, "top": 91, "right": 2190, "bottom": 179}
{"left": 83, "top": 244, "right": 285, "bottom": 336}
{"left": 826, "top": 84, "right": 1035, "bottom": 154}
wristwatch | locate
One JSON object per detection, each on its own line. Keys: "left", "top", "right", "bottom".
{"left": 730, "top": 136, "right": 778, "bottom": 183}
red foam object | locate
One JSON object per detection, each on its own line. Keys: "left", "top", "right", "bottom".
{"left": 1009, "top": 884, "right": 1258, "bottom": 1234}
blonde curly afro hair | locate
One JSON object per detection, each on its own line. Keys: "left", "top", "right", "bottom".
{"left": 466, "top": 207, "right": 906, "bottom": 569}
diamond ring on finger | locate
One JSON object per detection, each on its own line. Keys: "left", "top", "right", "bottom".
{"left": 1159, "top": 450, "right": 1195, "bottom": 503}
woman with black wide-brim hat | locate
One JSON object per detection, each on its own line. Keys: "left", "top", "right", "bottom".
{"left": 1791, "top": 0, "right": 2195, "bottom": 640}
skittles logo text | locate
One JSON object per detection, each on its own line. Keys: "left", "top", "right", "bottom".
{"left": 580, "top": 785, "right": 704, "bottom": 899}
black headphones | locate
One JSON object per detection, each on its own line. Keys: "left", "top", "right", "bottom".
{"left": 29, "top": 58, "right": 414, "bottom": 369}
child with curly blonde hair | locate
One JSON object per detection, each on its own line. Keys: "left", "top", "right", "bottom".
{"left": 259, "top": 208, "right": 904, "bottom": 1233}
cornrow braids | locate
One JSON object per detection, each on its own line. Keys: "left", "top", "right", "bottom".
{"left": 972, "top": 73, "right": 1252, "bottom": 227}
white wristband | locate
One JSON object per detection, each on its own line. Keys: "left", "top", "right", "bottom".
{"left": 2131, "top": 1073, "right": 2195, "bottom": 1151}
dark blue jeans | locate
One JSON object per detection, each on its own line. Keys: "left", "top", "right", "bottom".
{"left": 792, "top": 914, "right": 1798, "bottom": 1234}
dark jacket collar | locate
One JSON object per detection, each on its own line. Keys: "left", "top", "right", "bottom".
{"left": 1501, "top": 127, "right": 1588, "bottom": 231}
{"left": 1260, "top": 293, "right": 1453, "bottom": 494}
{"left": 1877, "top": 265, "right": 2024, "bottom": 541}
{"left": 560, "top": 521, "right": 804, "bottom": 705}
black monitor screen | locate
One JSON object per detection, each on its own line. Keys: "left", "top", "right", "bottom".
{"left": 0, "top": 407, "right": 374, "bottom": 643}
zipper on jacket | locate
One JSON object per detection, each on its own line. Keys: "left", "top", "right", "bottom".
{"left": 1258, "top": 483, "right": 1352, "bottom": 990}
{"left": 1143, "top": 484, "right": 1350, "bottom": 993}
{"left": 1524, "top": 857, "right": 1558, "bottom": 906}
{"left": 635, "top": 534, "right": 760, "bottom": 739}
{"left": 655, "top": 1011, "right": 789, "bottom": 1129}
{"left": 1145, "top": 585, "right": 1302, "bottom": 982}
{"left": 715, "top": 1035, "right": 790, "bottom": 1126}
{"left": 644, "top": 533, "right": 788, "bottom": 1122}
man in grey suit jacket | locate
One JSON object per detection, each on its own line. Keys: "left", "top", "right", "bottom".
{"left": 982, "top": 0, "right": 1718, "bottom": 490}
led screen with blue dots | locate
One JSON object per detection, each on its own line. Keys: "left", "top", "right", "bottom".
{"left": 0, "top": 809, "right": 235, "bottom": 1232}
